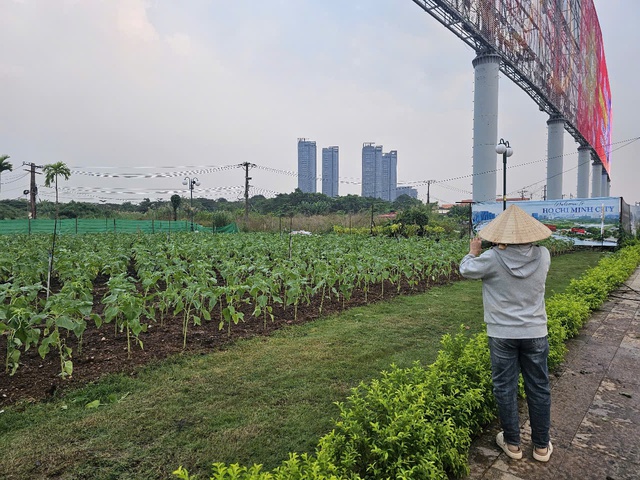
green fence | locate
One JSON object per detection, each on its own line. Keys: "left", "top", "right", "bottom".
{"left": 0, "top": 219, "right": 239, "bottom": 235}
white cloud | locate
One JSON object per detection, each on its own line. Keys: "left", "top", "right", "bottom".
{"left": 0, "top": 0, "right": 637, "bottom": 205}
{"left": 0, "top": 63, "right": 24, "bottom": 78}
{"left": 115, "top": 0, "right": 159, "bottom": 43}
{"left": 166, "top": 33, "right": 193, "bottom": 57}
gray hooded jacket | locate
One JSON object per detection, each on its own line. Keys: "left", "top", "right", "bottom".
{"left": 459, "top": 244, "right": 551, "bottom": 339}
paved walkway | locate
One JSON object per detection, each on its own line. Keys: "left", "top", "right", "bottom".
{"left": 466, "top": 267, "right": 640, "bottom": 480}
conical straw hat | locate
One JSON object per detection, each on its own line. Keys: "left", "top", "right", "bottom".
{"left": 478, "top": 204, "right": 552, "bottom": 244}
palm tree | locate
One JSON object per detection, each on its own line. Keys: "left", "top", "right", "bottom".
{"left": 0, "top": 155, "right": 12, "bottom": 193}
{"left": 170, "top": 194, "right": 181, "bottom": 221}
{"left": 43, "top": 162, "right": 71, "bottom": 220}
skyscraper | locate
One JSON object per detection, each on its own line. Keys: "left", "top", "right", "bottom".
{"left": 362, "top": 143, "right": 397, "bottom": 200}
{"left": 297, "top": 138, "right": 317, "bottom": 193}
{"left": 396, "top": 185, "right": 418, "bottom": 199}
{"left": 322, "top": 146, "right": 339, "bottom": 198}
{"left": 361, "top": 143, "right": 382, "bottom": 198}
{"left": 382, "top": 150, "right": 397, "bottom": 201}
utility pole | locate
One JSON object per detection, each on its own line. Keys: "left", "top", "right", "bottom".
{"left": 543, "top": 184, "right": 547, "bottom": 201}
{"left": 241, "top": 162, "right": 256, "bottom": 222}
{"left": 23, "top": 162, "right": 43, "bottom": 219}
{"left": 426, "top": 179, "right": 435, "bottom": 205}
{"left": 519, "top": 188, "right": 527, "bottom": 199}
{"left": 370, "top": 203, "right": 375, "bottom": 235}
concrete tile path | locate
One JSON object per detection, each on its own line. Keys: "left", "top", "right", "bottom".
{"left": 466, "top": 268, "right": 640, "bottom": 479}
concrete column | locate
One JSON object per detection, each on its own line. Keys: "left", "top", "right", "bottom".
{"left": 546, "top": 115, "right": 565, "bottom": 199}
{"left": 576, "top": 145, "right": 591, "bottom": 199}
{"left": 601, "top": 172, "right": 609, "bottom": 197}
{"left": 591, "top": 161, "right": 602, "bottom": 197}
{"left": 472, "top": 53, "right": 501, "bottom": 203}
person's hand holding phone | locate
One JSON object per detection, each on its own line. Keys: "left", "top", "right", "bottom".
{"left": 469, "top": 237, "right": 482, "bottom": 256}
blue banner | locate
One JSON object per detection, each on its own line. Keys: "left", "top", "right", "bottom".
{"left": 472, "top": 197, "right": 621, "bottom": 247}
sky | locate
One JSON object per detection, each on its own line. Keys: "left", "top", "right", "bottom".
{"left": 1, "top": 0, "right": 638, "bottom": 207}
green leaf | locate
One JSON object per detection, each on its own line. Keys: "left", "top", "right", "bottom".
{"left": 56, "top": 316, "right": 77, "bottom": 331}
{"left": 174, "top": 299, "right": 184, "bottom": 315}
{"left": 103, "top": 306, "right": 118, "bottom": 322}
{"left": 38, "top": 342, "right": 51, "bottom": 359}
{"left": 62, "top": 360, "right": 73, "bottom": 378}
{"left": 91, "top": 313, "right": 102, "bottom": 328}
{"left": 85, "top": 400, "right": 101, "bottom": 409}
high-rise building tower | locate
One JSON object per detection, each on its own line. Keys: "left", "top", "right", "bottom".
{"left": 362, "top": 143, "right": 397, "bottom": 200}
{"left": 361, "top": 143, "right": 382, "bottom": 198}
{"left": 381, "top": 150, "right": 397, "bottom": 201}
{"left": 297, "top": 138, "right": 317, "bottom": 193}
{"left": 396, "top": 185, "right": 418, "bottom": 199}
{"left": 322, "top": 146, "right": 339, "bottom": 198}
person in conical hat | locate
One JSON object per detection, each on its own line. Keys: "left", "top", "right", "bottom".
{"left": 459, "top": 204, "right": 553, "bottom": 463}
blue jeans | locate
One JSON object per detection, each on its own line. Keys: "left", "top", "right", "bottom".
{"left": 488, "top": 336, "right": 551, "bottom": 449}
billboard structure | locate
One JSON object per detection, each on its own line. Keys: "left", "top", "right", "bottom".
{"left": 472, "top": 197, "right": 630, "bottom": 247}
{"left": 410, "top": 0, "right": 612, "bottom": 174}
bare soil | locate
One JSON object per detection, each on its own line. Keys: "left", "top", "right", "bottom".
{"left": 0, "top": 270, "right": 461, "bottom": 407}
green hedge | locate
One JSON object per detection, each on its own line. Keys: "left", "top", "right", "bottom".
{"left": 0, "top": 218, "right": 205, "bottom": 234}
{"left": 174, "top": 245, "right": 640, "bottom": 480}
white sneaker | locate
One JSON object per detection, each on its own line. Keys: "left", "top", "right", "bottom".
{"left": 533, "top": 441, "right": 553, "bottom": 462}
{"left": 496, "top": 431, "right": 523, "bottom": 460}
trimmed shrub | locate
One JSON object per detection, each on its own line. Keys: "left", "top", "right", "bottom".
{"left": 546, "top": 293, "right": 590, "bottom": 339}
{"left": 320, "top": 329, "right": 496, "bottom": 479}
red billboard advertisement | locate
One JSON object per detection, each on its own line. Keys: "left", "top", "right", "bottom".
{"left": 412, "top": 0, "right": 613, "bottom": 174}
{"left": 577, "top": 2, "right": 613, "bottom": 174}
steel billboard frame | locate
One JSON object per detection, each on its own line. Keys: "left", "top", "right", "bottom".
{"left": 410, "top": 0, "right": 612, "bottom": 175}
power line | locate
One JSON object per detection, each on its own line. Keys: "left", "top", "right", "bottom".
{"left": 70, "top": 164, "right": 241, "bottom": 179}
{"left": 57, "top": 135, "right": 640, "bottom": 187}
{"left": 7, "top": 135, "right": 638, "bottom": 204}
{"left": 0, "top": 172, "right": 29, "bottom": 186}
{"left": 56, "top": 185, "right": 245, "bottom": 196}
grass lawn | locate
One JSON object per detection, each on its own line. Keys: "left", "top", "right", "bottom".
{"left": 0, "top": 250, "right": 605, "bottom": 480}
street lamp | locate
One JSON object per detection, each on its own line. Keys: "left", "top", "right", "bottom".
{"left": 182, "top": 177, "right": 200, "bottom": 231}
{"left": 496, "top": 138, "right": 513, "bottom": 211}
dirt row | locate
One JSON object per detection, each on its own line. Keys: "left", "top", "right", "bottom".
{"left": 0, "top": 269, "right": 461, "bottom": 407}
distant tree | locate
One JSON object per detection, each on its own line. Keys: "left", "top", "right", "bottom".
{"left": 244, "top": 194, "right": 263, "bottom": 212}
{"left": 138, "top": 197, "right": 152, "bottom": 213}
{"left": 0, "top": 198, "right": 26, "bottom": 219}
{"left": 170, "top": 194, "right": 181, "bottom": 221}
{"left": 120, "top": 202, "right": 137, "bottom": 212}
{"left": 392, "top": 194, "right": 422, "bottom": 211}
{"left": 395, "top": 206, "right": 431, "bottom": 235}
{"left": 334, "top": 194, "right": 369, "bottom": 214}
{"left": 212, "top": 210, "right": 234, "bottom": 228}
{"left": 447, "top": 204, "right": 471, "bottom": 220}
{"left": 63, "top": 200, "right": 102, "bottom": 218}
{"left": 59, "top": 204, "right": 78, "bottom": 219}
{"left": 289, "top": 188, "right": 306, "bottom": 207}
{"left": 0, "top": 155, "right": 12, "bottom": 193}
{"left": 43, "top": 161, "right": 71, "bottom": 220}
{"left": 198, "top": 197, "right": 217, "bottom": 211}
